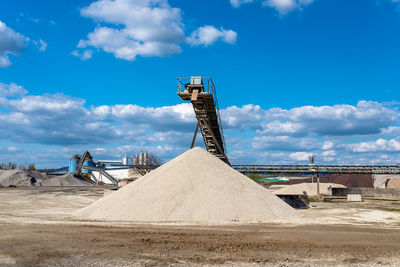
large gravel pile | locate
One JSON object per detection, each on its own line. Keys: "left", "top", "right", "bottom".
{"left": 76, "top": 147, "right": 299, "bottom": 223}
{"left": 0, "top": 169, "right": 48, "bottom": 186}
{"left": 0, "top": 169, "right": 95, "bottom": 187}
{"left": 43, "top": 174, "right": 94, "bottom": 186}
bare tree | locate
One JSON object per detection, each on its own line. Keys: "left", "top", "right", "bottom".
{"left": 28, "top": 164, "right": 36, "bottom": 171}
{"left": 147, "top": 152, "right": 163, "bottom": 166}
{"left": 309, "top": 155, "right": 316, "bottom": 165}
{"left": 5, "top": 162, "right": 17, "bottom": 170}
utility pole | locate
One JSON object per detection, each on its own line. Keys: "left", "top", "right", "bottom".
{"left": 309, "top": 155, "right": 316, "bottom": 184}
{"left": 317, "top": 168, "right": 320, "bottom": 198}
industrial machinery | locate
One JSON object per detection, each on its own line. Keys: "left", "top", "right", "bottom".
{"left": 178, "top": 77, "right": 229, "bottom": 164}
{"left": 70, "top": 151, "right": 119, "bottom": 185}
{"left": 75, "top": 151, "right": 92, "bottom": 177}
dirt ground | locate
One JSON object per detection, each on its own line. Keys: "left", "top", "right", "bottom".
{"left": 0, "top": 187, "right": 400, "bottom": 266}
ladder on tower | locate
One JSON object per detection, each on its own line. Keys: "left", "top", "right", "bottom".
{"left": 177, "top": 77, "right": 229, "bottom": 164}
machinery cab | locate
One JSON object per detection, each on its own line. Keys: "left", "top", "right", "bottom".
{"left": 184, "top": 76, "right": 204, "bottom": 93}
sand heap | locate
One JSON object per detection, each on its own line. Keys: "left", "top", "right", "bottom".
{"left": 76, "top": 147, "right": 299, "bottom": 223}
{"left": 43, "top": 174, "right": 94, "bottom": 186}
{"left": 0, "top": 169, "right": 48, "bottom": 186}
{"left": 270, "top": 183, "right": 346, "bottom": 197}
{"left": 387, "top": 178, "right": 400, "bottom": 189}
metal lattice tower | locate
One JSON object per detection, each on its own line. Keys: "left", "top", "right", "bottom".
{"left": 177, "top": 77, "right": 229, "bottom": 164}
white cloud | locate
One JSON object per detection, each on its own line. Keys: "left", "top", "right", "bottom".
{"left": 322, "top": 141, "right": 334, "bottom": 150}
{"left": 77, "top": 0, "right": 185, "bottom": 60}
{"left": 321, "top": 150, "right": 336, "bottom": 157}
{"left": 380, "top": 126, "right": 400, "bottom": 135}
{"left": 221, "top": 104, "right": 262, "bottom": 130}
{"left": 346, "top": 138, "right": 400, "bottom": 153}
{"left": 0, "top": 83, "right": 27, "bottom": 97}
{"left": 230, "top": 0, "right": 254, "bottom": 8}
{"left": 77, "top": 0, "right": 236, "bottom": 60}
{"left": 0, "top": 21, "right": 28, "bottom": 67}
{"left": 289, "top": 151, "right": 312, "bottom": 161}
{"left": 2, "top": 82, "right": 400, "bottom": 166}
{"left": 262, "top": 0, "right": 314, "bottom": 14}
{"left": 187, "top": 25, "right": 237, "bottom": 47}
{"left": 72, "top": 49, "right": 93, "bottom": 60}
{"left": 108, "top": 103, "right": 195, "bottom": 131}
{"left": 7, "top": 146, "right": 21, "bottom": 152}
{"left": 0, "top": 85, "right": 196, "bottom": 145}
{"left": 33, "top": 39, "right": 47, "bottom": 52}
{"left": 230, "top": 0, "right": 314, "bottom": 14}
{"left": 260, "top": 101, "right": 398, "bottom": 137}
{"left": 252, "top": 135, "right": 319, "bottom": 151}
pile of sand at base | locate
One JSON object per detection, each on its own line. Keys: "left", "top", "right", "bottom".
{"left": 387, "top": 178, "right": 400, "bottom": 189}
{"left": 270, "top": 183, "right": 346, "bottom": 197}
{"left": 43, "top": 174, "right": 94, "bottom": 186}
{"left": 76, "top": 147, "right": 299, "bottom": 223}
{"left": 0, "top": 169, "right": 48, "bottom": 186}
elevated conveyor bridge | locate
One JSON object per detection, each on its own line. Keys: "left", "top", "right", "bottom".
{"left": 232, "top": 164, "right": 400, "bottom": 175}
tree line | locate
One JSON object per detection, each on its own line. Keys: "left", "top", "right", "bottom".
{"left": 0, "top": 162, "right": 36, "bottom": 171}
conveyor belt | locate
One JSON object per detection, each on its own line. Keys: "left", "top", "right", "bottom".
{"left": 178, "top": 77, "right": 229, "bottom": 164}
{"left": 81, "top": 165, "right": 118, "bottom": 185}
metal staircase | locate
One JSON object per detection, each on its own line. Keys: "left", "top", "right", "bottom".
{"left": 177, "top": 77, "right": 229, "bottom": 164}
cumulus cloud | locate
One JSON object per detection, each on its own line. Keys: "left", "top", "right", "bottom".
{"left": 346, "top": 138, "right": 400, "bottom": 153}
{"left": 259, "top": 101, "right": 398, "bottom": 137}
{"left": 221, "top": 104, "right": 263, "bottom": 130}
{"left": 100, "top": 103, "right": 196, "bottom": 131}
{"left": 187, "top": 26, "right": 237, "bottom": 46}
{"left": 2, "top": 82, "right": 400, "bottom": 165}
{"left": 77, "top": 0, "right": 186, "bottom": 60}
{"left": 321, "top": 150, "right": 336, "bottom": 157}
{"left": 76, "top": 0, "right": 236, "bottom": 61}
{"left": 252, "top": 135, "right": 320, "bottom": 151}
{"left": 0, "top": 84, "right": 196, "bottom": 146}
{"left": 0, "top": 21, "right": 28, "bottom": 67}
{"left": 322, "top": 141, "right": 334, "bottom": 150}
{"left": 289, "top": 151, "right": 312, "bottom": 161}
{"left": 0, "top": 83, "right": 27, "bottom": 97}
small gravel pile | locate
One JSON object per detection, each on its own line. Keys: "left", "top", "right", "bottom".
{"left": 270, "top": 183, "right": 346, "bottom": 197}
{"left": 387, "top": 178, "right": 400, "bottom": 189}
{"left": 76, "top": 147, "right": 299, "bottom": 223}
{"left": 43, "top": 174, "right": 94, "bottom": 186}
{"left": 0, "top": 169, "right": 48, "bottom": 186}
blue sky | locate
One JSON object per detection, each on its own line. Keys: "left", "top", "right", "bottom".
{"left": 1, "top": 0, "right": 400, "bottom": 168}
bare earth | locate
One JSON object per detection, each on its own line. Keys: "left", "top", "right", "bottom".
{"left": 0, "top": 187, "right": 400, "bottom": 266}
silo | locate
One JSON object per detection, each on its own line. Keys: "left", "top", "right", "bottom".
{"left": 143, "top": 152, "right": 148, "bottom": 166}
{"left": 133, "top": 155, "right": 138, "bottom": 166}
{"left": 139, "top": 152, "right": 144, "bottom": 165}
{"left": 122, "top": 154, "right": 129, "bottom": 165}
{"left": 68, "top": 158, "right": 78, "bottom": 174}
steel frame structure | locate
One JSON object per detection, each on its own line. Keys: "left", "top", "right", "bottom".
{"left": 231, "top": 164, "right": 400, "bottom": 175}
